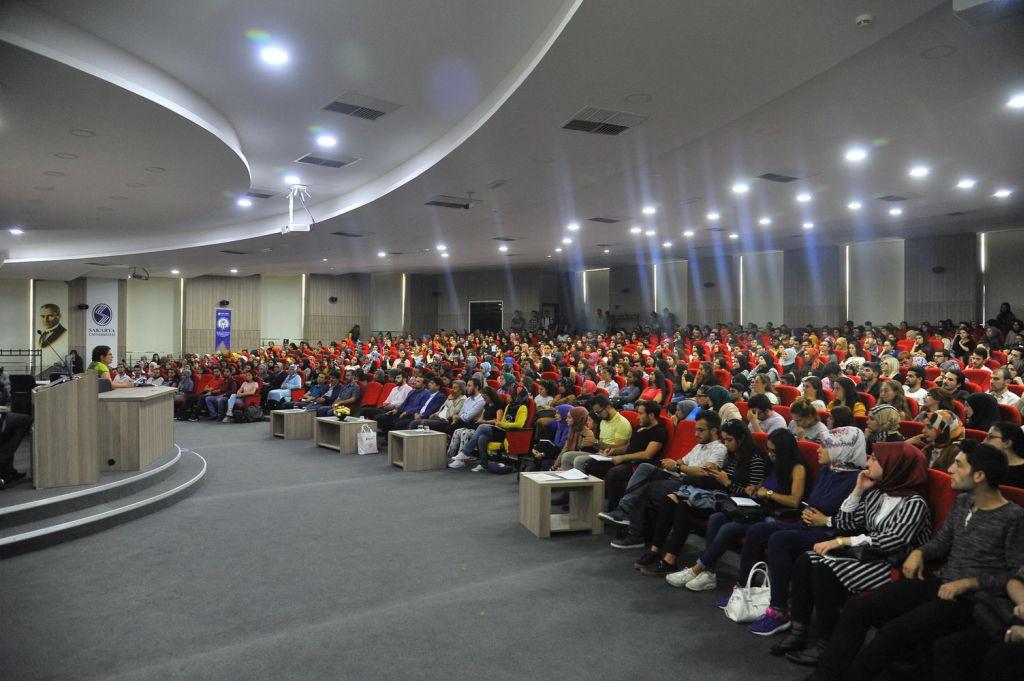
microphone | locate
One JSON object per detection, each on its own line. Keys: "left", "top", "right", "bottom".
{"left": 37, "top": 329, "right": 72, "bottom": 377}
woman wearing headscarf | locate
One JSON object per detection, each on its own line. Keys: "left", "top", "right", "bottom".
{"left": 965, "top": 392, "right": 1001, "bottom": 432}
{"left": 864, "top": 404, "right": 904, "bottom": 450}
{"left": 551, "top": 406, "right": 598, "bottom": 471}
{"left": 773, "top": 442, "right": 930, "bottom": 665}
{"left": 907, "top": 409, "right": 965, "bottom": 470}
{"left": 745, "top": 427, "right": 866, "bottom": 636}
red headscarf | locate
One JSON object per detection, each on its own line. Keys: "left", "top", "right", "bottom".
{"left": 872, "top": 442, "right": 927, "bottom": 497}
{"left": 563, "top": 406, "right": 590, "bottom": 452}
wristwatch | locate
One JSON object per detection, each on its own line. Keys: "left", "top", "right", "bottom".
{"left": 766, "top": 490, "right": 774, "bottom": 498}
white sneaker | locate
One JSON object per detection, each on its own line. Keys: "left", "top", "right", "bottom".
{"left": 665, "top": 567, "right": 697, "bottom": 588}
{"left": 452, "top": 452, "right": 470, "bottom": 462}
{"left": 685, "top": 570, "right": 717, "bottom": 592}
{"left": 447, "top": 459, "right": 466, "bottom": 469}
{"left": 221, "top": 416, "right": 233, "bottom": 423}
{"left": 471, "top": 464, "right": 485, "bottom": 472}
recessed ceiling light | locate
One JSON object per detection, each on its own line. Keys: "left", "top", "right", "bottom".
{"left": 55, "top": 152, "right": 78, "bottom": 160}
{"left": 641, "top": 206, "right": 656, "bottom": 215}
{"left": 844, "top": 147, "right": 868, "bottom": 162}
{"left": 662, "top": 241, "right": 672, "bottom": 248}
{"left": 567, "top": 221, "right": 580, "bottom": 231}
{"left": 498, "top": 245, "right": 509, "bottom": 252}
{"left": 683, "top": 229, "right": 695, "bottom": 237}
{"left": 69, "top": 128, "right": 95, "bottom": 137}
{"left": 908, "top": 165, "right": 930, "bottom": 178}
{"left": 236, "top": 198, "right": 252, "bottom": 207}
{"left": 321, "top": 258, "right": 328, "bottom": 262}
{"left": 547, "top": 255, "right": 552, "bottom": 259}
{"left": 731, "top": 182, "right": 750, "bottom": 194}
{"left": 377, "top": 250, "right": 387, "bottom": 258}
{"left": 554, "top": 247, "right": 563, "bottom": 253}
{"left": 1006, "top": 93, "right": 1024, "bottom": 109}
{"left": 802, "top": 222, "right": 814, "bottom": 229}
{"left": 259, "top": 46, "right": 289, "bottom": 66}
{"left": 848, "top": 201, "right": 863, "bottom": 210}
{"left": 283, "top": 174, "right": 301, "bottom": 185}
{"left": 993, "top": 188, "right": 1013, "bottom": 198}
{"left": 706, "top": 211, "right": 720, "bottom": 221}
{"left": 603, "top": 248, "right": 610, "bottom": 254}
{"left": 956, "top": 178, "right": 976, "bottom": 190}
{"left": 758, "top": 216, "right": 772, "bottom": 226}
{"left": 796, "top": 192, "right": 812, "bottom": 203}
{"left": 889, "top": 207, "right": 903, "bottom": 216}
{"left": 644, "top": 229, "right": 656, "bottom": 237}
{"left": 316, "top": 134, "right": 337, "bottom": 148}
{"left": 562, "top": 237, "right": 572, "bottom": 244}
{"left": 170, "top": 269, "right": 180, "bottom": 275}
{"left": 441, "top": 252, "right": 449, "bottom": 258}
{"left": 229, "top": 268, "right": 239, "bottom": 274}
{"left": 436, "top": 243, "right": 447, "bottom": 251}
{"left": 43, "top": 171, "right": 65, "bottom": 177}
{"left": 8, "top": 227, "right": 24, "bottom": 235}
{"left": 629, "top": 225, "right": 642, "bottom": 234}
{"left": 144, "top": 166, "right": 165, "bottom": 173}
{"left": 728, "top": 232, "right": 739, "bottom": 240}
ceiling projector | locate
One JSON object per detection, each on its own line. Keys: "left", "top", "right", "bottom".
{"left": 282, "top": 184, "right": 315, "bottom": 234}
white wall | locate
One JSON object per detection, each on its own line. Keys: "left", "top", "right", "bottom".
{"left": 741, "top": 251, "right": 784, "bottom": 325}
{"left": 0, "top": 278, "right": 31, "bottom": 350}
{"left": 370, "top": 272, "right": 405, "bottom": 334}
{"left": 847, "top": 239, "right": 905, "bottom": 324}
{"left": 126, "top": 277, "right": 181, "bottom": 355}
{"left": 983, "top": 228, "right": 1024, "bottom": 320}
{"left": 259, "top": 274, "right": 303, "bottom": 342}
{"left": 654, "top": 260, "right": 688, "bottom": 322}
{"left": 583, "top": 268, "right": 610, "bottom": 329}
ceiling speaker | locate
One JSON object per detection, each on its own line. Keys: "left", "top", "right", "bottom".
{"left": 931, "top": 266, "right": 946, "bottom": 274}
{"left": 328, "top": 296, "right": 338, "bottom": 304}
{"left": 76, "top": 303, "right": 89, "bottom": 310}
{"left": 219, "top": 299, "right": 230, "bottom": 307}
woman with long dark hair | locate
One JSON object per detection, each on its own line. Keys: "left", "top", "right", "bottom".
{"left": 828, "top": 377, "right": 866, "bottom": 417}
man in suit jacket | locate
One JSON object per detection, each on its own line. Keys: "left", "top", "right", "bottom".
{"left": 393, "top": 376, "right": 447, "bottom": 431}
{"left": 313, "top": 372, "right": 344, "bottom": 416}
{"left": 37, "top": 304, "right": 67, "bottom": 349}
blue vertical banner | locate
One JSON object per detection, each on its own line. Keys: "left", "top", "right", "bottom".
{"left": 215, "top": 308, "right": 231, "bottom": 351}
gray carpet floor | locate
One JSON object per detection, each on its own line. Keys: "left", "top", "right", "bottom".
{"left": 1, "top": 421, "right": 803, "bottom": 681}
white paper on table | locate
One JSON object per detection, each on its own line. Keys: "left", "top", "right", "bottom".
{"left": 555, "top": 468, "right": 589, "bottom": 480}
{"left": 730, "top": 496, "right": 760, "bottom": 507}
{"left": 588, "top": 454, "right": 613, "bottom": 462}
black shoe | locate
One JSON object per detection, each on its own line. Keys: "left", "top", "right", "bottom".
{"left": 633, "top": 551, "right": 660, "bottom": 570}
{"left": 639, "top": 559, "right": 677, "bottom": 577}
{"left": 8, "top": 471, "right": 26, "bottom": 483}
{"left": 786, "top": 641, "right": 827, "bottom": 666}
{"left": 770, "top": 631, "right": 807, "bottom": 656}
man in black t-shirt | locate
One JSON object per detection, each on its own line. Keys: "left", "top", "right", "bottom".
{"left": 587, "top": 400, "right": 669, "bottom": 510}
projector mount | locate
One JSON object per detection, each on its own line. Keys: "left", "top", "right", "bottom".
{"left": 282, "top": 184, "right": 318, "bottom": 234}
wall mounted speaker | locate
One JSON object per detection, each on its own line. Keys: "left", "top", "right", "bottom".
{"left": 621, "top": 288, "right": 631, "bottom": 294}
{"left": 76, "top": 303, "right": 89, "bottom": 310}
{"left": 219, "top": 299, "right": 230, "bottom": 307}
{"left": 703, "top": 281, "right": 716, "bottom": 288}
{"left": 931, "top": 266, "right": 946, "bottom": 274}
{"left": 431, "top": 291, "right": 440, "bottom": 298}
{"left": 328, "top": 296, "right": 338, "bottom": 304}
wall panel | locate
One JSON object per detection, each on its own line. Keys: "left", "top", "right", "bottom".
{"left": 848, "top": 239, "right": 905, "bottom": 325}
{"left": 583, "top": 268, "right": 610, "bottom": 330}
{"left": 370, "top": 273, "right": 405, "bottom": 335}
{"left": 0, "top": 278, "right": 31, "bottom": 350}
{"left": 905, "top": 233, "right": 979, "bottom": 324}
{"left": 405, "top": 273, "right": 439, "bottom": 336}
{"left": 608, "top": 264, "right": 652, "bottom": 328}
{"left": 436, "top": 267, "right": 546, "bottom": 332}
{"left": 303, "top": 273, "right": 371, "bottom": 342}
{"left": 784, "top": 245, "right": 842, "bottom": 327}
{"left": 687, "top": 255, "right": 739, "bottom": 326}
{"left": 259, "top": 275, "right": 303, "bottom": 343}
{"left": 184, "top": 275, "right": 260, "bottom": 353}
{"left": 655, "top": 260, "right": 688, "bottom": 325}
{"left": 983, "top": 228, "right": 1024, "bottom": 321}
{"left": 126, "top": 277, "right": 181, "bottom": 356}
{"left": 741, "top": 251, "right": 784, "bottom": 326}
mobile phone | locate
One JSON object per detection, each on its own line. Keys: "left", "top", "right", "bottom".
{"left": 800, "top": 502, "right": 811, "bottom": 510}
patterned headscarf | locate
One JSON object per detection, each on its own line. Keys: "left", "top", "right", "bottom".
{"left": 821, "top": 426, "right": 867, "bottom": 471}
{"left": 869, "top": 404, "right": 901, "bottom": 435}
{"left": 925, "top": 409, "right": 964, "bottom": 446}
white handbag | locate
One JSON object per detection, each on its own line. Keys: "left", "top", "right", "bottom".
{"left": 356, "top": 424, "right": 378, "bottom": 455}
{"left": 723, "top": 561, "right": 771, "bottom": 623}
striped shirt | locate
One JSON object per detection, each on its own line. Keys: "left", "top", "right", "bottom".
{"left": 808, "top": 489, "right": 931, "bottom": 592}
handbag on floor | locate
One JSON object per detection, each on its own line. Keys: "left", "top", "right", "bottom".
{"left": 723, "top": 561, "right": 771, "bottom": 623}
{"left": 356, "top": 424, "right": 378, "bottom": 455}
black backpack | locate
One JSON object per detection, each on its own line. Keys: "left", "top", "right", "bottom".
{"left": 235, "top": 404, "right": 264, "bottom": 423}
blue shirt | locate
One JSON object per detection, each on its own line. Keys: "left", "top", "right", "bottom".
{"left": 399, "top": 388, "right": 429, "bottom": 416}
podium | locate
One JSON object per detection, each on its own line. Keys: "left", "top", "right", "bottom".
{"left": 31, "top": 372, "right": 100, "bottom": 489}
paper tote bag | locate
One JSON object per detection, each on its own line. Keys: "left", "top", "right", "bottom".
{"left": 357, "top": 424, "right": 378, "bottom": 455}
{"left": 723, "top": 561, "right": 771, "bottom": 623}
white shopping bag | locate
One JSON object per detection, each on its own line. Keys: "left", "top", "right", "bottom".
{"left": 357, "top": 424, "right": 378, "bottom": 455}
{"left": 724, "top": 561, "right": 771, "bottom": 623}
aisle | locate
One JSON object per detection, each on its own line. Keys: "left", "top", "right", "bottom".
{"left": 0, "top": 422, "right": 796, "bottom": 681}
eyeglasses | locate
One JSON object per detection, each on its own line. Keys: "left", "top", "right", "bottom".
{"left": 985, "top": 434, "right": 1003, "bottom": 442}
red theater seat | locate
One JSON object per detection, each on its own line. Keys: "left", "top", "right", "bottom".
{"left": 998, "top": 404, "right": 1022, "bottom": 426}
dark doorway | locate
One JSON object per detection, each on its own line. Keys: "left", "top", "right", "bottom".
{"left": 469, "top": 300, "right": 503, "bottom": 332}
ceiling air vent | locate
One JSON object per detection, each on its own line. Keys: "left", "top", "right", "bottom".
{"left": 85, "top": 262, "right": 123, "bottom": 267}
{"left": 946, "top": 211, "right": 969, "bottom": 217}
{"left": 486, "top": 179, "right": 507, "bottom": 190}
{"left": 588, "top": 216, "right": 622, "bottom": 224}
{"left": 246, "top": 189, "right": 275, "bottom": 199}
{"left": 680, "top": 196, "right": 703, "bottom": 206}
{"left": 758, "top": 172, "right": 801, "bottom": 183}
{"left": 220, "top": 249, "right": 247, "bottom": 255}
{"left": 492, "top": 236, "right": 517, "bottom": 242}
{"left": 295, "top": 153, "right": 361, "bottom": 169}
{"left": 323, "top": 92, "right": 402, "bottom": 121}
{"left": 425, "top": 194, "right": 482, "bottom": 210}
{"left": 562, "top": 106, "right": 649, "bottom": 135}
{"left": 331, "top": 231, "right": 366, "bottom": 238}
{"left": 877, "top": 195, "right": 907, "bottom": 202}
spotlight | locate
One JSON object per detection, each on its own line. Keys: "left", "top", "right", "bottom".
{"left": 229, "top": 268, "right": 239, "bottom": 273}
{"left": 567, "top": 222, "right": 580, "bottom": 231}
{"left": 170, "top": 269, "right": 180, "bottom": 275}
{"left": 498, "top": 245, "right": 509, "bottom": 252}
{"left": 316, "top": 134, "right": 337, "bottom": 148}
{"left": 802, "top": 222, "right": 814, "bottom": 230}
{"left": 436, "top": 243, "right": 447, "bottom": 251}
{"left": 321, "top": 258, "right": 328, "bottom": 262}
{"left": 603, "top": 248, "right": 610, "bottom": 254}
{"left": 377, "top": 250, "right": 387, "bottom": 258}
{"left": 1006, "top": 93, "right": 1024, "bottom": 109}
{"left": 642, "top": 206, "right": 656, "bottom": 215}
{"left": 662, "top": 241, "right": 672, "bottom": 248}
{"left": 956, "top": 178, "right": 976, "bottom": 190}
{"left": 259, "top": 46, "right": 289, "bottom": 66}
{"left": 441, "top": 252, "right": 450, "bottom": 258}
{"left": 728, "top": 233, "right": 739, "bottom": 239}
{"left": 562, "top": 237, "right": 572, "bottom": 244}
{"left": 796, "top": 192, "right": 812, "bottom": 203}
{"left": 889, "top": 207, "right": 903, "bottom": 216}
{"left": 758, "top": 217, "right": 772, "bottom": 226}
{"left": 908, "top": 165, "right": 930, "bottom": 178}
{"left": 555, "top": 247, "right": 563, "bottom": 253}
{"left": 706, "top": 211, "right": 720, "bottom": 221}
{"left": 629, "top": 225, "right": 642, "bottom": 234}
{"left": 236, "top": 198, "right": 252, "bottom": 207}
{"left": 731, "top": 182, "right": 749, "bottom": 194}
{"left": 845, "top": 147, "right": 868, "bottom": 162}
{"left": 283, "top": 174, "right": 301, "bottom": 185}
{"left": 8, "top": 227, "right": 24, "bottom": 235}
{"left": 848, "top": 201, "right": 863, "bottom": 211}
{"left": 644, "top": 229, "right": 656, "bottom": 237}
{"left": 683, "top": 230, "right": 695, "bottom": 237}
{"left": 993, "top": 188, "right": 1013, "bottom": 198}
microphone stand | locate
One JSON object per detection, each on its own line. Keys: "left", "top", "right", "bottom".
{"left": 37, "top": 331, "right": 71, "bottom": 379}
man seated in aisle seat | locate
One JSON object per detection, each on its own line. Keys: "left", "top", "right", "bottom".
{"left": 969, "top": 346, "right": 993, "bottom": 373}
{"left": 359, "top": 372, "right": 411, "bottom": 419}
{"left": 392, "top": 376, "right": 446, "bottom": 431}
{"left": 317, "top": 370, "right": 360, "bottom": 417}
{"left": 599, "top": 410, "right": 727, "bottom": 548}
{"left": 903, "top": 365, "right": 928, "bottom": 407}
{"left": 746, "top": 393, "right": 787, "bottom": 435}
{"left": 204, "top": 369, "right": 237, "bottom": 420}
{"left": 988, "top": 368, "right": 1018, "bottom": 406}
{"left": 282, "top": 373, "right": 328, "bottom": 409}
{"left": 111, "top": 364, "right": 134, "bottom": 388}
{"left": 810, "top": 441, "right": 1024, "bottom": 681}
{"left": 585, "top": 401, "right": 669, "bottom": 510}
{"left": 417, "top": 379, "right": 467, "bottom": 433}
{"left": 375, "top": 375, "right": 428, "bottom": 435}
{"left": 858, "top": 362, "right": 882, "bottom": 400}
{"left": 265, "top": 365, "right": 303, "bottom": 410}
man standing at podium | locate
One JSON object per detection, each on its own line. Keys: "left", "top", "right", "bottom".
{"left": 0, "top": 411, "right": 31, "bottom": 489}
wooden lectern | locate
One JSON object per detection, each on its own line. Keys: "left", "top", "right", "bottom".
{"left": 31, "top": 372, "right": 100, "bottom": 489}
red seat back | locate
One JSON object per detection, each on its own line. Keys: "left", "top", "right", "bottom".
{"left": 964, "top": 429, "right": 988, "bottom": 443}
{"left": 926, "top": 469, "right": 958, "bottom": 535}
{"left": 899, "top": 420, "right": 924, "bottom": 438}
{"left": 963, "top": 369, "right": 991, "bottom": 392}
{"left": 1002, "top": 484, "right": 1024, "bottom": 506}
{"left": 924, "top": 367, "right": 941, "bottom": 382}
{"left": 775, "top": 385, "right": 800, "bottom": 406}
{"left": 859, "top": 392, "right": 877, "bottom": 409}
{"left": 362, "top": 382, "right": 383, "bottom": 408}
{"left": 797, "top": 440, "right": 822, "bottom": 479}
{"left": 619, "top": 410, "right": 639, "bottom": 429}
{"left": 998, "top": 404, "right": 1022, "bottom": 426}
{"left": 951, "top": 401, "right": 966, "bottom": 421}
{"left": 377, "top": 382, "right": 396, "bottom": 407}
{"left": 774, "top": 405, "right": 791, "bottom": 422}
{"left": 714, "top": 369, "right": 732, "bottom": 389}
{"left": 674, "top": 420, "right": 698, "bottom": 457}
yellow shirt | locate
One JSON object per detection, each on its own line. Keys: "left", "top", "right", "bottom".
{"left": 600, "top": 412, "right": 632, "bottom": 448}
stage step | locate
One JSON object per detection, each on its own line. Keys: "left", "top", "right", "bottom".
{"left": 0, "top": 447, "right": 206, "bottom": 558}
